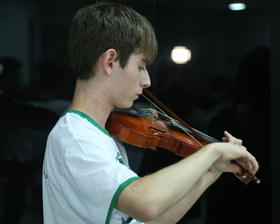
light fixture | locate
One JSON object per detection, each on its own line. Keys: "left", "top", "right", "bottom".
{"left": 171, "top": 46, "right": 191, "bottom": 64}
{"left": 229, "top": 3, "right": 246, "bottom": 11}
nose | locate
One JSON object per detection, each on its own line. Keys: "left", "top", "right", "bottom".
{"left": 141, "top": 70, "right": 151, "bottom": 89}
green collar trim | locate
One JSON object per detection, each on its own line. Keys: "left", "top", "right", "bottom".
{"left": 105, "top": 177, "right": 141, "bottom": 224}
{"left": 122, "top": 217, "right": 134, "bottom": 223}
{"left": 62, "top": 110, "right": 111, "bottom": 137}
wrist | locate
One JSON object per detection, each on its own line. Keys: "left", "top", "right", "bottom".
{"left": 204, "top": 142, "right": 224, "bottom": 163}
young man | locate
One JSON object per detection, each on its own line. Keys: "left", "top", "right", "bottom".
{"left": 42, "top": 2, "right": 259, "bottom": 224}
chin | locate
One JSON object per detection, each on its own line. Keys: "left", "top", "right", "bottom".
{"left": 116, "top": 101, "right": 134, "bottom": 109}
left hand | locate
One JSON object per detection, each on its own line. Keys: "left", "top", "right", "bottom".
{"left": 222, "top": 131, "right": 243, "bottom": 145}
{"left": 203, "top": 131, "right": 255, "bottom": 184}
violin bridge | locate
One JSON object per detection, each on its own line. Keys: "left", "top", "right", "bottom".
{"left": 141, "top": 108, "right": 158, "bottom": 124}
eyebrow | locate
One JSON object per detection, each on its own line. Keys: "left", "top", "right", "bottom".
{"left": 141, "top": 58, "right": 148, "bottom": 64}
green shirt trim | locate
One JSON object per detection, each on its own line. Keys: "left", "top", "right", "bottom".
{"left": 63, "top": 110, "right": 111, "bottom": 137}
{"left": 105, "top": 176, "right": 141, "bottom": 224}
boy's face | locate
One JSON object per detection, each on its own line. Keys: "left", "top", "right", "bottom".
{"left": 111, "top": 52, "right": 151, "bottom": 109}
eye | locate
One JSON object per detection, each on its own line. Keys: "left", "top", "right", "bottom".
{"left": 138, "top": 66, "right": 146, "bottom": 71}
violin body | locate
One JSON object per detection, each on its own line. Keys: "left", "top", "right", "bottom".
{"left": 105, "top": 89, "right": 260, "bottom": 185}
{"left": 106, "top": 109, "right": 206, "bottom": 158}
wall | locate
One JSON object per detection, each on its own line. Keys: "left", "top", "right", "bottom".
{"left": 0, "top": 0, "right": 42, "bottom": 84}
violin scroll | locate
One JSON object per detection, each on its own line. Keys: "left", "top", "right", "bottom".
{"left": 230, "top": 160, "right": 261, "bottom": 185}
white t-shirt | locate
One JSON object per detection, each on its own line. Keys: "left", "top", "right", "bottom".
{"left": 43, "top": 110, "right": 143, "bottom": 224}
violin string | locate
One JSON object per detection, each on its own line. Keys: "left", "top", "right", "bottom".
{"left": 157, "top": 111, "right": 204, "bottom": 147}
{"left": 141, "top": 94, "right": 204, "bottom": 147}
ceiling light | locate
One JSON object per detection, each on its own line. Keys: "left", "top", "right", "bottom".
{"left": 171, "top": 46, "right": 191, "bottom": 64}
{"left": 229, "top": 3, "right": 246, "bottom": 11}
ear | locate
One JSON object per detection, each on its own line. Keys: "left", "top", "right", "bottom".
{"left": 101, "top": 49, "right": 117, "bottom": 75}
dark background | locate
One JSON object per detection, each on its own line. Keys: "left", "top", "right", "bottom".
{"left": 1, "top": 0, "right": 279, "bottom": 224}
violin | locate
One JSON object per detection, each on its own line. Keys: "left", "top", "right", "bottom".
{"left": 105, "top": 89, "right": 260, "bottom": 185}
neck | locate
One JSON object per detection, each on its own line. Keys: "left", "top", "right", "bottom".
{"left": 69, "top": 79, "right": 113, "bottom": 128}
